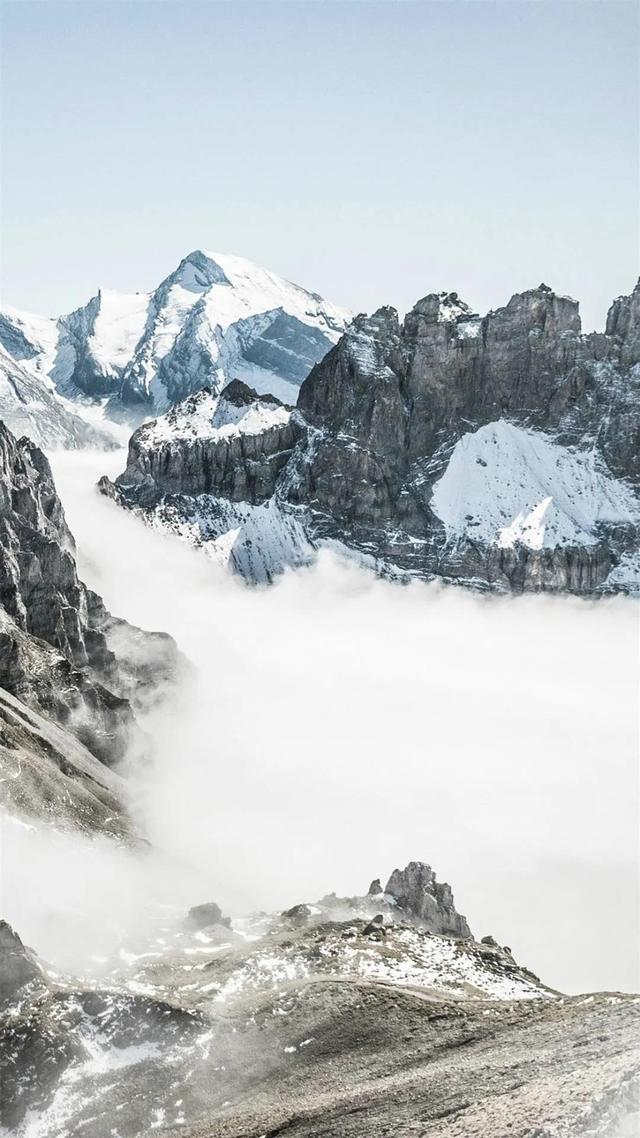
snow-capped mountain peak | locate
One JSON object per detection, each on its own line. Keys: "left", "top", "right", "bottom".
{"left": 0, "top": 251, "right": 351, "bottom": 445}
{"left": 155, "top": 248, "right": 348, "bottom": 340}
{"left": 168, "top": 249, "right": 233, "bottom": 292}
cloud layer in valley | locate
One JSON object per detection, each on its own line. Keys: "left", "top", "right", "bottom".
{"left": 2, "top": 449, "right": 637, "bottom": 996}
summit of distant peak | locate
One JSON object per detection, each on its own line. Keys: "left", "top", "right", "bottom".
{"left": 171, "top": 250, "right": 231, "bottom": 291}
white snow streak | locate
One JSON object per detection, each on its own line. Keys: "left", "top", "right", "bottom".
{"left": 431, "top": 420, "right": 639, "bottom": 550}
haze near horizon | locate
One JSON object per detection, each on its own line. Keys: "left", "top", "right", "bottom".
{"left": 1, "top": 0, "right": 638, "bottom": 329}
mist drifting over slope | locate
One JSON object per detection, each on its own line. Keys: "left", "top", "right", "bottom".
{"left": 2, "top": 449, "right": 637, "bottom": 996}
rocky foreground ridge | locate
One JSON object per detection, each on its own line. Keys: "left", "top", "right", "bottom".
{"left": 102, "top": 281, "right": 640, "bottom": 594}
{"left": 2, "top": 861, "right": 638, "bottom": 1137}
{"left": 0, "top": 419, "right": 179, "bottom": 832}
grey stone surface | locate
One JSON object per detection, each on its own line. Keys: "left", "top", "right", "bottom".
{"left": 384, "top": 861, "right": 472, "bottom": 938}
{"left": 186, "top": 903, "right": 231, "bottom": 931}
{"left": 287, "top": 281, "right": 640, "bottom": 591}
{"left": 2, "top": 868, "right": 638, "bottom": 1138}
{"left": 109, "top": 382, "right": 304, "bottom": 507}
{"left": 0, "top": 418, "right": 180, "bottom": 825}
{"left": 0, "top": 922, "right": 42, "bottom": 1008}
{"left": 105, "top": 282, "right": 640, "bottom": 595}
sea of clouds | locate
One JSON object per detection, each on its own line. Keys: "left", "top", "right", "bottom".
{"left": 1, "top": 448, "right": 637, "bottom": 995}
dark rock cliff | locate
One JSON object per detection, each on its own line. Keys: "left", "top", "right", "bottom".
{"left": 0, "top": 419, "right": 179, "bottom": 803}
{"left": 288, "top": 282, "right": 640, "bottom": 591}
{"left": 293, "top": 282, "right": 639, "bottom": 511}
{"left": 112, "top": 382, "right": 304, "bottom": 505}
{"left": 102, "top": 282, "right": 640, "bottom": 595}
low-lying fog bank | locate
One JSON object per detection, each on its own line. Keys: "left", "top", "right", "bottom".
{"left": 2, "top": 449, "right": 637, "bottom": 996}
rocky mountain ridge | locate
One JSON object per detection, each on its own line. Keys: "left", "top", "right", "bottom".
{"left": 2, "top": 861, "right": 638, "bottom": 1138}
{"left": 0, "top": 418, "right": 179, "bottom": 830}
{"left": 0, "top": 251, "right": 350, "bottom": 447}
{"left": 103, "top": 280, "right": 640, "bottom": 593}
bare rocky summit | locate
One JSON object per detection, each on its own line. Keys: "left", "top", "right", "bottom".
{"left": 383, "top": 860, "right": 472, "bottom": 937}
{"left": 1, "top": 863, "right": 638, "bottom": 1137}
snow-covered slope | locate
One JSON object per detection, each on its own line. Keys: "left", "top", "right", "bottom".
{"left": 0, "top": 252, "right": 350, "bottom": 448}
{"left": 142, "top": 382, "right": 292, "bottom": 444}
{"left": 0, "top": 344, "right": 117, "bottom": 451}
{"left": 82, "top": 289, "right": 150, "bottom": 371}
{"left": 0, "top": 305, "right": 60, "bottom": 375}
{"left": 146, "top": 495, "right": 314, "bottom": 583}
{"left": 101, "top": 381, "right": 315, "bottom": 582}
{"left": 430, "top": 421, "right": 640, "bottom": 550}
{"left": 118, "top": 249, "right": 349, "bottom": 410}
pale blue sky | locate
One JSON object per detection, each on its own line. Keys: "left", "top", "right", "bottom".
{"left": 2, "top": 0, "right": 638, "bottom": 329}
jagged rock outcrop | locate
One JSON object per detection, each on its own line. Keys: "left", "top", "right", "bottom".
{"left": 384, "top": 861, "right": 472, "bottom": 938}
{"left": 103, "top": 281, "right": 640, "bottom": 595}
{"left": 186, "top": 902, "right": 231, "bottom": 931}
{"left": 287, "top": 282, "right": 640, "bottom": 591}
{"left": 99, "top": 381, "right": 314, "bottom": 583}
{"left": 3, "top": 864, "right": 638, "bottom": 1137}
{"left": 0, "top": 922, "right": 43, "bottom": 1008}
{"left": 312, "top": 861, "right": 472, "bottom": 939}
{"left": 0, "top": 422, "right": 132, "bottom": 757}
{"left": 0, "top": 418, "right": 179, "bottom": 827}
{"left": 107, "top": 381, "right": 304, "bottom": 505}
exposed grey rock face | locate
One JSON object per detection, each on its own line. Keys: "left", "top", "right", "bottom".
{"left": 186, "top": 902, "right": 231, "bottom": 931}
{"left": 0, "top": 959, "right": 204, "bottom": 1131}
{"left": 384, "top": 861, "right": 472, "bottom": 938}
{"left": 0, "top": 686, "right": 132, "bottom": 837}
{"left": 56, "top": 292, "right": 120, "bottom": 398}
{"left": 311, "top": 861, "right": 471, "bottom": 939}
{"left": 110, "top": 382, "right": 304, "bottom": 505}
{"left": 99, "top": 381, "right": 315, "bottom": 584}
{"left": 0, "top": 418, "right": 179, "bottom": 825}
{"left": 3, "top": 865, "right": 638, "bottom": 1138}
{"left": 0, "top": 422, "right": 128, "bottom": 758}
{"left": 106, "top": 280, "right": 640, "bottom": 595}
{"left": 282, "top": 902, "right": 313, "bottom": 925}
{"left": 0, "top": 922, "right": 42, "bottom": 1008}
{"left": 242, "top": 310, "right": 339, "bottom": 383}
{"left": 288, "top": 282, "right": 640, "bottom": 592}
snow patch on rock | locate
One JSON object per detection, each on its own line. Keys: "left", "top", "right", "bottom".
{"left": 431, "top": 421, "right": 640, "bottom": 550}
{"left": 602, "top": 550, "right": 640, "bottom": 595}
{"left": 147, "top": 495, "right": 314, "bottom": 584}
{"left": 143, "top": 387, "right": 292, "bottom": 445}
